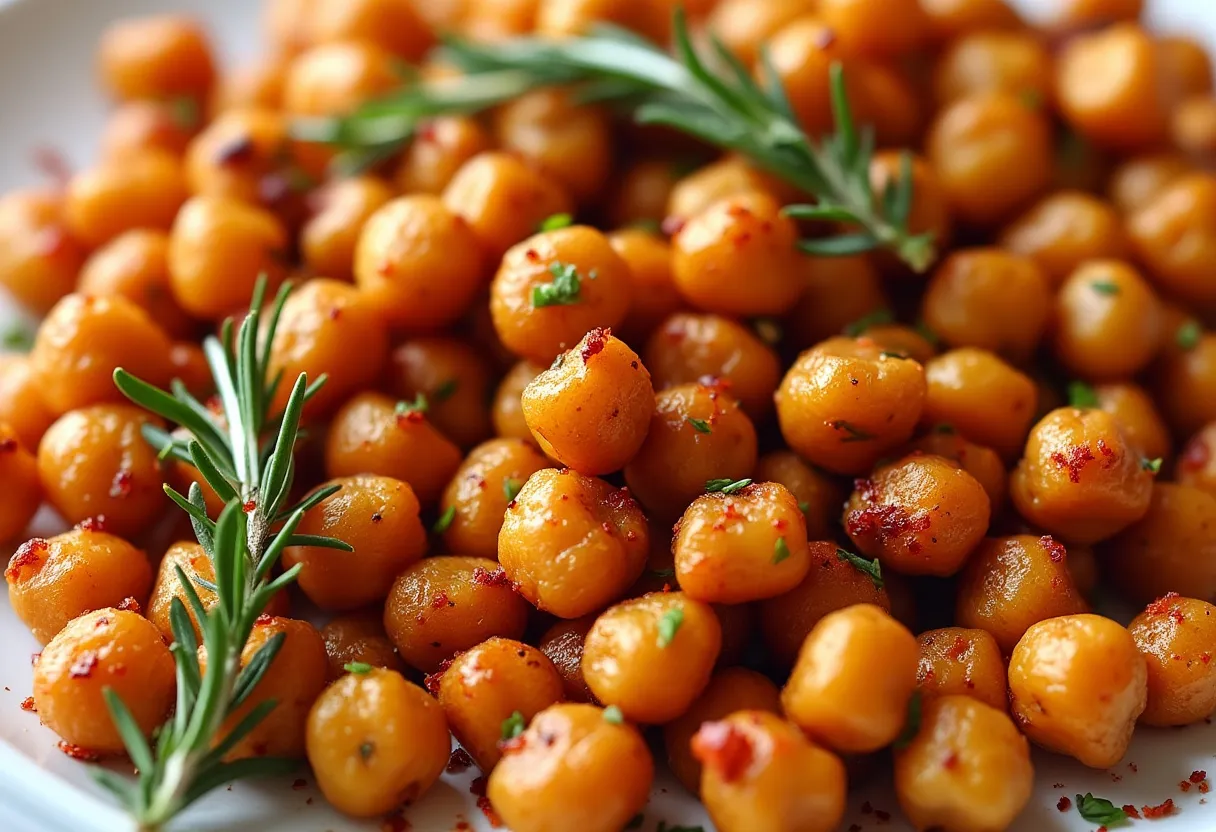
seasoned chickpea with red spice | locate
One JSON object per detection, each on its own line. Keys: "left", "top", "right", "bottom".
{"left": 921, "top": 348, "right": 1037, "bottom": 461}
{"left": 916, "top": 628, "right": 1007, "bottom": 712}
{"left": 299, "top": 176, "right": 393, "bottom": 282}
{"left": 387, "top": 337, "right": 495, "bottom": 450}
{"left": 1128, "top": 594, "right": 1216, "bottom": 726}
{"left": 905, "top": 429, "right": 1008, "bottom": 510}
{"left": 395, "top": 116, "right": 492, "bottom": 196}
{"left": 319, "top": 611, "right": 404, "bottom": 681}
{"left": 753, "top": 451, "right": 846, "bottom": 542}
{"left": 1052, "top": 261, "right": 1163, "bottom": 381}
{"left": 0, "top": 189, "right": 86, "bottom": 314}
{"left": 78, "top": 230, "right": 194, "bottom": 339}
{"left": 0, "top": 424, "right": 41, "bottom": 543}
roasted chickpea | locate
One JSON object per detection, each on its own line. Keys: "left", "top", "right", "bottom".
{"left": 324, "top": 392, "right": 463, "bottom": 507}
{"left": 538, "top": 615, "right": 598, "bottom": 703}
{"left": 894, "top": 695, "right": 1033, "bottom": 832}
{"left": 1155, "top": 332, "right": 1216, "bottom": 438}
{"left": 100, "top": 100, "right": 197, "bottom": 161}
{"left": 1171, "top": 95, "right": 1216, "bottom": 161}
{"left": 309, "top": 0, "right": 434, "bottom": 60}
{"left": 1090, "top": 384, "right": 1170, "bottom": 464}
{"left": 921, "top": 248, "right": 1050, "bottom": 363}
{"left": 492, "top": 360, "right": 546, "bottom": 441}
{"left": 1047, "top": 0, "right": 1143, "bottom": 29}
{"left": 499, "top": 468, "right": 648, "bottom": 617}
{"left": 165, "top": 340, "right": 214, "bottom": 393}
{"left": 6, "top": 529, "right": 152, "bottom": 644}
{"left": 869, "top": 152, "right": 953, "bottom": 259}
{"left": 999, "top": 193, "right": 1129, "bottom": 290}
{"left": 282, "top": 40, "right": 400, "bottom": 118}
{"left": 33, "top": 608, "right": 175, "bottom": 754}
{"left": 262, "top": 0, "right": 316, "bottom": 53}
{"left": 0, "top": 356, "right": 54, "bottom": 457}
{"left": 462, "top": 0, "right": 542, "bottom": 40}
{"left": 1129, "top": 594, "right": 1216, "bottom": 726}
{"left": 922, "top": 348, "right": 1037, "bottom": 461}
{"left": 776, "top": 337, "right": 927, "bottom": 475}
{"left": 0, "top": 425, "right": 41, "bottom": 543}
{"left": 607, "top": 229, "right": 684, "bottom": 345}
{"left": 1107, "top": 152, "right": 1191, "bottom": 215}
{"left": 783, "top": 255, "right": 889, "bottom": 351}
{"left": 859, "top": 324, "right": 938, "bottom": 365}
{"left": 782, "top": 604, "right": 918, "bottom": 753}
{"left": 97, "top": 15, "right": 216, "bottom": 103}
{"left": 63, "top": 151, "right": 187, "bottom": 249}
{"left": 0, "top": 189, "right": 86, "bottom": 314}
{"left": 665, "top": 156, "right": 785, "bottom": 224}
{"left": 608, "top": 160, "right": 679, "bottom": 229}
{"left": 210, "top": 57, "right": 288, "bottom": 114}
{"left": 753, "top": 452, "right": 845, "bottom": 542}
{"left": 438, "top": 438, "right": 550, "bottom": 559}
{"left": 78, "top": 230, "right": 194, "bottom": 339}
{"left": 705, "top": 0, "right": 814, "bottom": 67}
{"left": 534, "top": 0, "right": 670, "bottom": 43}
{"left": 933, "top": 31, "right": 1051, "bottom": 108}
{"left": 1053, "top": 260, "right": 1163, "bottom": 381}
{"left": 438, "top": 637, "right": 564, "bottom": 770}
{"left": 764, "top": 17, "right": 851, "bottom": 140}
{"left": 307, "top": 668, "right": 449, "bottom": 818}
{"left": 920, "top": 0, "right": 1021, "bottom": 41}
{"left": 926, "top": 92, "right": 1053, "bottom": 227}
{"left": 906, "top": 430, "right": 1008, "bottom": 511}
{"left": 916, "top": 628, "right": 1006, "bottom": 711}
{"left": 168, "top": 195, "right": 288, "bottom": 321}
{"left": 184, "top": 108, "right": 289, "bottom": 206}
{"left": 1179, "top": 421, "right": 1216, "bottom": 495}
{"left": 1128, "top": 172, "right": 1216, "bottom": 303}
{"left": 488, "top": 703, "right": 654, "bottom": 832}
{"left": 395, "top": 116, "right": 492, "bottom": 196}
{"left": 299, "top": 177, "right": 392, "bottom": 282}
{"left": 1008, "top": 614, "right": 1147, "bottom": 768}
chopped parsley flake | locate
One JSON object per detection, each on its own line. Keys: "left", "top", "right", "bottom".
{"left": 532, "top": 262, "right": 586, "bottom": 308}
{"left": 1075, "top": 793, "right": 1128, "bottom": 826}
{"left": 1141, "top": 457, "right": 1163, "bottom": 474}
{"left": 433, "top": 378, "right": 459, "bottom": 402}
{"left": 844, "top": 308, "right": 894, "bottom": 337}
{"left": 359, "top": 741, "right": 374, "bottom": 761}
{"left": 1090, "top": 279, "right": 1120, "bottom": 295}
{"left": 892, "top": 690, "right": 922, "bottom": 749}
{"left": 773, "top": 537, "right": 791, "bottom": 564}
{"left": 705, "top": 477, "right": 752, "bottom": 494}
{"left": 650, "top": 567, "right": 675, "bottom": 578}
{"left": 501, "top": 711, "right": 526, "bottom": 741}
{"left": 1, "top": 324, "right": 33, "bottom": 352}
{"left": 836, "top": 548, "right": 883, "bottom": 589}
{"left": 395, "top": 393, "right": 428, "bottom": 415}
{"left": 503, "top": 477, "right": 523, "bottom": 502}
{"left": 602, "top": 705, "right": 624, "bottom": 725}
{"left": 657, "top": 607, "right": 684, "bottom": 648}
{"left": 432, "top": 505, "right": 456, "bottom": 534}
{"left": 539, "top": 212, "right": 574, "bottom": 232}
{"left": 797, "top": 500, "right": 810, "bottom": 514}
{"left": 1177, "top": 320, "right": 1202, "bottom": 350}
{"left": 687, "top": 417, "right": 712, "bottom": 434}
{"left": 933, "top": 423, "right": 956, "bottom": 434}
{"left": 829, "top": 420, "right": 875, "bottom": 442}
{"left": 167, "top": 96, "right": 200, "bottom": 130}
{"left": 1068, "top": 380, "right": 1099, "bottom": 409}
{"left": 344, "top": 661, "right": 373, "bottom": 674}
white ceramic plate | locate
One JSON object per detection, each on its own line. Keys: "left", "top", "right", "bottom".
{"left": 1, "top": 0, "right": 1214, "bottom": 830}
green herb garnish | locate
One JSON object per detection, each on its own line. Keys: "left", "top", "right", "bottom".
{"left": 1068, "top": 380, "right": 1099, "bottom": 409}
{"left": 1177, "top": 319, "right": 1202, "bottom": 350}
{"left": 539, "top": 212, "right": 574, "bottom": 232}
{"left": 501, "top": 711, "right": 526, "bottom": 741}
{"left": 1141, "top": 457, "right": 1163, "bottom": 474}
{"left": 395, "top": 393, "right": 429, "bottom": 414}
{"left": 1075, "top": 793, "right": 1128, "bottom": 826}
{"left": 657, "top": 607, "right": 684, "bottom": 648}
{"left": 532, "top": 261, "right": 584, "bottom": 308}
{"left": 836, "top": 548, "right": 883, "bottom": 589}
{"left": 687, "top": 417, "right": 712, "bottom": 434}
{"left": 893, "top": 691, "right": 922, "bottom": 749}
{"left": 432, "top": 505, "right": 456, "bottom": 534}
{"left": 705, "top": 478, "right": 752, "bottom": 494}
{"left": 1, "top": 324, "right": 33, "bottom": 352}
{"left": 797, "top": 500, "right": 810, "bottom": 514}
{"left": 503, "top": 477, "right": 523, "bottom": 502}
{"left": 773, "top": 537, "right": 791, "bottom": 564}
{"left": 602, "top": 705, "right": 624, "bottom": 725}
{"left": 844, "top": 308, "right": 894, "bottom": 337}
{"left": 344, "top": 661, "right": 373, "bottom": 674}
{"left": 1090, "top": 280, "right": 1120, "bottom": 295}
{"left": 433, "top": 378, "right": 459, "bottom": 401}
{"left": 829, "top": 420, "right": 875, "bottom": 442}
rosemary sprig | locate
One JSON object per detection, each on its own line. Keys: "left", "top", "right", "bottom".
{"left": 293, "top": 12, "right": 935, "bottom": 271}
{"left": 94, "top": 279, "right": 352, "bottom": 829}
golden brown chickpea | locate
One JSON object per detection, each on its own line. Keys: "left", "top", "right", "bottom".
{"left": 438, "top": 637, "right": 564, "bottom": 770}
{"left": 858, "top": 324, "right": 938, "bottom": 365}
{"left": 921, "top": 348, "right": 1037, "bottom": 461}
{"left": 0, "top": 356, "right": 54, "bottom": 453}
{"left": 1128, "top": 595, "right": 1216, "bottom": 726}
{"left": 869, "top": 152, "right": 953, "bottom": 258}
{"left": 0, "top": 189, "right": 86, "bottom": 314}
{"left": 1107, "top": 152, "right": 1192, "bottom": 215}
{"left": 64, "top": 151, "right": 187, "bottom": 248}
{"left": 324, "top": 392, "right": 463, "bottom": 507}
{"left": 443, "top": 151, "right": 573, "bottom": 261}
{"left": 1053, "top": 260, "right": 1163, "bottom": 381}
{"left": 782, "top": 603, "right": 918, "bottom": 753}
{"left": 299, "top": 177, "right": 392, "bottom": 282}
{"left": 906, "top": 430, "right": 1008, "bottom": 511}
{"left": 955, "top": 535, "right": 1088, "bottom": 654}
{"left": 97, "top": 15, "right": 216, "bottom": 103}
{"left": 753, "top": 452, "right": 845, "bottom": 542}
{"left": 37, "top": 405, "right": 166, "bottom": 537}
{"left": 78, "top": 230, "right": 194, "bottom": 339}
{"left": 184, "top": 108, "right": 289, "bottom": 206}
{"left": 319, "top": 611, "right": 404, "bottom": 681}
{"left": 6, "top": 529, "right": 152, "bottom": 644}
{"left": 933, "top": 31, "right": 1051, "bottom": 108}
{"left": 491, "top": 226, "right": 631, "bottom": 363}
{"left": 164, "top": 339, "right": 214, "bottom": 392}
{"left": 462, "top": 0, "right": 542, "bottom": 39}
{"left": 282, "top": 40, "right": 401, "bottom": 119}
{"left": 894, "top": 695, "right": 1033, "bottom": 832}
{"left": 492, "top": 360, "right": 546, "bottom": 441}
{"left": 538, "top": 615, "right": 598, "bottom": 703}
{"left": 608, "top": 160, "right": 679, "bottom": 229}
{"left": 783, "top": 254, "right": 890, "bottom": 351}
{"left": 522, "top": 329, "right": 654, "bottom": 474}
{"left": 998, "top": 191, "right": 1130, "bottom": 287}
{"left": 1129, "top": 172, "right": 1216, "bottom": 303}
{"left": 488, "top": 703, "right": 654, "bottom": 832}
{"left": 705, "top": 0, "right": 813, "bottom": 67}
{"left": 665, "top": 156, "right": 785, "bottom": 224}
{"left": 672, "top": 191, "right": 804, "bottom": 317}
{"left": 1172, "top": 95, "right": 1216, "bottom": 161}
{"left": 607, "top": 229, "right": 683, "bottom": 346}
{"left": 306, "top": 667, "right": 449, "bottom": 818}
{"left": 1179, "top": 421, "right": 1216, "bottom": 496}
{"left": 33, "top": 608, "right": 175, "bottom": 754}
{"left": 1159, "top": 33, "right": 1211, "bottom": 96}
{"left": 310, "top": 0, "right": 434, "bottom": 60}
{"left": 927, "top": 92, "right": 1053, "bottom": 227}
{"left": 776, "top": 337, "right": 927, "bottom": 475}
{"left": 1100, "top": 484, "right": 1216, "bottom": 607}
{"left": 499, "top": 468, "right": 648, "bottom": 617}
{"left": 920, "top": 0, "right": 1021, "bottom": 41}
{"left": 916, "top": 628, "right": 1006, "bottom": 711}
{"left": 920, "top": 248, "right": 1050, "bottom": 363}
{"left": 535, "top": 0, "right": 670, "bottom": 43}
{"left": 0, "top": 425, "right": 41, "bottom": 543}
{"left": 395, "top": 117, "right": 492, "bottom": 196}
{"left": 1008, "top": 614, "right": 1146, "bottom": 768}
{"left": 758, "top": 541, "right": 890, "bottom": 670}
{"left": 1011, "top": 407, "right": 1154, "bottom": 544}
{"left": 1093, "top": 383, "right": 1171, "bottom": 463}
{"left": 1156, "top": 332, "right": 1216, "bottom": 438}
{"left": 167, "top": 195, "right": 288, "bottom": 321}
{"left": 644, "top": 313, "right": 781, "bottom": 421}
{"left": 100, "top": 100, "right": 197, "bottom": 161}
{"left": 764, "top": 16, "right": 851, "bottom": 140}
{"left": 623, "top": 382, "right": 758, "bottom": 521}
{"left": 210, "top": 57, "right": 288, "bottom": 114}
{"left": 820, "top": 0, "right": 930, "bottom": 58}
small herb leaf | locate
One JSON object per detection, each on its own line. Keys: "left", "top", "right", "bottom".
{"left": 433, "top": 378, "right": 459, "bottom": 402}
{"left": 705, "top": 478, "right": 752, "bottom": 494}
{"left": 344, "top": 662, "right": 373, "bottom": 674}
{"left": 395, "top": 393, "right": 428, "bottom": 415}
{"left": 432, "top": 505, "right": 456, "bottom": 534}
{"left": 503, "top": 477, "right": 523, "bottom": 503}
{"left": 1177, "top": 319, "right": 1202, "bottom": 350}
{"left": 836, "top": 548, "right": 883, "bottom": 589}
{"left": 893, "top": 690, "right": 922, "bottom": 749}
{"left": 532, "top": 262, "right": 583, "bottom": 308}
{"left": 539, "top": 212, "right": 574, "bottom": 232}
{"left": 1090, "top": 280, "right": 1120, "bottom": 296}
{"left": 657, "top": 607, "right": 684, "bottom": 648}
{"left": 1075, "top": 793, "right": 1128, "bottom": 826}
{"left": 1141, "top": 457, "right": 1163, "bottom": 474}
{"left": 501, "top": 710, "right": 526, "bottom": 741}
{"left": 844, "top": 308, "right": 894, "bottom": 337}
{"left": 687, "top": 417, "right": 712, "bottom": 434}
{"left": 773, "top": 537, "right": 791, "bottom": 564}
{"left": 602, "top": 705, "right": 624, "bottom": 724}
{"left": 1068, "top": 380, "right": 1099, "bottom": 409}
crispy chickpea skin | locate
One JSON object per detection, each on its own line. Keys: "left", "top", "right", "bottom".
{"left": 916, "top": 628, "right": 1007, "bottom": 712}
{"left": 37, "top": 405, "right": 166, "bottom": 536}
{"left": 753, "top": 452, "right": 846, "bottom": 542}
{"left": 33, "top": 608, "right": 175, "bottom": 754}
{"left": 0, "top": 189, "right": 86, "bottom": 314}
{"left": 1094, "top": 383, "right": 1171, "bottom": 463}
{"left": 933, "top": 31, "right": 1052, "bottom": 107}
{"left": 998, "top": 191, "right": 1130, "bottom": 288}
{"left": 623, "top": 382, "right": 758, "bottom": 521}
{"left": 693, "top": 710, "right": 847, "bottom": 832}
{"left": 488, "top": 703, "right": 654, "bottom": 832}
{"left": 324, "top": 392, "right": 463, "bottom": 507}
{"left": 955, "top": 535, "right": 1088, "bottom": 654}
{"left": 498, "top": 468, "right": 649, "bottom": 617}
{"left": 6, "top": 529, "right": 152, "bottom": 645}
{"left": 78, "top": 230, "right": 194, "bottom": 339}
{"left": 0, "top": 425, "right": 41, "bottom": 543}
{"left": 388, "top": 337, "right": 494, "bottom": 449}
{"left": 395, "top": 116, "right": 492, "bottom": 196}
{"left": 894, "top": 695, "right": 1033, "bottom": 832}
{"left": 844, "top": 453, "right": 991, "bottom": 577}
{"left": 522, "top": 329, "right": 654, "bottom": 474}
{"left": 1100, "top": 484, "right": 1216, "bottom": 607}
{"left": 1128, "top": 173, "right": 1216, "bottom": 303}
{"left": 671, "top": 192, "right": 804, "bottom": 317}
{"left": 209, "top": 57, "right": 288, "bottom": 114}
{"left": 1129, "top": 595, "right": 1216, "bottom": 726}
{"left": 1008, "top": 614, "right": 1147, "bottom": 768}
{"left": 906, "top": 431, "right": 1008, "bottom": 511}
{"left": 538, "top": 615, "right": 598, "bottom": 703}
{"left": 921, "top": 348, "right": 1037, "bottom": 461}
{"left": 492, "top": 360, "right": 546, "bottom": 441}
{"left": 759, "top": 541, "right": 890, "bottom": 670}
{"left": 776, "top": 337, "right": 927, "bottom": 476}
{"left": 782, "top": 604, "right": 918, "bottom": 753}
{"left": 30, "top": 293, "right": 172, "bottom": 416}
{"left": 64, "top": 151, "right": 188, "bottom": 248}
{"left": 282, "top": 40, "right": 399, "bottom": 121}
{"left": 1052, "top": 260, "right": 1162, "bottom": 381}
{"left": 299, "top": 177, "right": 393, "bottom": 282}
{"left": 0, "top": 356, "right": 55, "bottom": 457}
{"left": 439, "top": 438, "right": 551, "bottom": 559}
{"left": 491, "top": 226, "right": 631, "bottom": 363}
{"left": 437, "top": 637, "right": 564, "bottom": 770}
{"left": 1010, "top": 407, "right": 1153, "bottom": 544}
{"left": 97, "top": 15, "right": 216, "bottom": 102}
{"left": 674, "top": 483, "right": 810, "bottom": 604}
{"left": 307, "top": 668, "right": 449, "bottom": 818}
{"left": 383, "top": 555, "right": 530, "bottom": 672}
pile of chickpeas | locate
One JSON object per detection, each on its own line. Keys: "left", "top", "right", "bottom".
{"left": 3, "top": 0, "right": 1216, "bottom": 829}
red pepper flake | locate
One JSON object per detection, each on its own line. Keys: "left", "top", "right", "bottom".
{"left": 1124, "top": 805, "right": 1141, "bottom": 819}
{"left": 471, "top": 567, "right": 513, "bottom": 589}
{"left": 76, "top": 515, "right": 108, "bottom": 533}
{"left": 395, "top": 409, "right": 425, "bottom": 427}
{"left": 291, "top": 778, "right": 307, "bottom": 791}
{"left": 1111, "top": 773, "right": 1123, "bottom": 782}
{"left": 305, "top": 798, "right": 313, "bottom": 805}
{"left": 580, "top": 327, "right": 609, "bottom": 363}
{"left": 5, "top": 538, "right": 48, "bottom": 581}
{"left": 116, "top": 597, "right": 142, "bottom": 614}
{"left": 215, "top": 134, "right": 256, "bottom": 165}
{"left": 477, "top": 795, "right": 502, "bottom": 828}
{"left": 376, "top": 259, "right": 393, "bottom": 276}
{"left": 1200, "top": 781, "right": 1211, "bottom": 794}
{"left": 845, "top": 505, "right": 931, "bottom": 551}
{"left": 1180, "top": 780, "right": 1192, "bottom": 792}
{"left": 947, "top": 636, "right": 969, "bottom": 660}
{"left": 1192, "top": 770, "right": 1208, "bottom": 783}
{"left": 109, "top": 469, "right": 134, "bottom": 498}
{"left": 1146, "top": 592, "right": 1181, "bottom": 616}
{"left": 943, "top": 751, "right": 959, "bottom": 770}
{"left": 69, "top": 651, "right": 98, "bottom": 679}
{"left": 1201, "top": 653, "right": 1212, "bottom": 664}
{"left": 19, "top": 697, "right": 36, "bottom": 713}
{"left": 661, "top": 215, "right": 686, "bottom": 236}
{"left": 1096, "top": 438, "right": 1114, "bottom": 458}
{"left": 446, "top": 748, "right": 474, "bottom": 773}
{"left": 57, "top": 741, "right": 100, "bottom": 762}
{"left": 1142, "top": 799, "right": 1176, "bottom": 818}
{"left": 254, "top": 613, "right": 273, "bottom": 625}
{"left": 1129, "top": 763, "right": 1139, "bottom": 773}
{"left": 431, "top": 590, "right": 453, "bottom": 609}
{"left": 423, "top": 657, "right": 455, "bottom": 696}
{"left": 1057, "top": 796, "right": 1072, "bottom": 812}
{"left": 1050, "top": 445, "right": 1097, "bottom": 483}
{"left": 379, "top": 810, "right": 411, "bottom": 832}
{"left": 691, "top": 721, "right": 753, "bottom": 783}
{"left": 1040, "top": 535, "right": 1067, "bottom": 562}
{"left": 0, "top": 437, "right": 17, "bottom": 453}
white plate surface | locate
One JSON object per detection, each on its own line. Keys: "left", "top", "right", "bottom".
{"left": 0, "top": 0, "right": 1214, "bottom": 830}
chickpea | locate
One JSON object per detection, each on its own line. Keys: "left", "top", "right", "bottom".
{"left": 438, "top": 439, "right": 551, "bottom": 559}
{"left": 78, "top": 230, "right": 194, "bottom": 339}
{"left": 499, "top": 468, "right": 648, "bottom": 617}
{"left": 775, "top": 337, "right": 927, "bottom": 475}
{"left": 922, "top": 348, "right": 1037, "bottom": 461}
{"left": 0, "top": 189, "right": 86, "bottom": 314}
{"left": 869, "top": 152, "right": 953, "bottom": 259}
{"left": 926, "top": 92, "right": 1053, "bottom": 227}
{"left": 0, "top": 425, "right": 41, "bottom": 543}
{"left": 705, "top": 0, "right": 813, "bottom": 67}
{"left": 63, "top": 151, "right": 187, "bottom": 248}
{"left": 1160, "top": 34, "right": 1213, "bottom": 98}
{"left": 932, "top": 31, "right": 1050, "bottom": 109}
{"left": 894, "top": 695, "right": 1033, "bottom": 832}
{"left": 261, "top": 0, "right": 316, "bottom": 54}
{"left": 1092, "top": 385, "right": 1170, "bottom": 466}
{"left": 782, "top": 604, "right": 918, "bottom": 753}
{"left": 538, "top": 615, "right": 598, "bottom": 703}
{"left": 97, "top": 15, "right": 216, "bottom": 103}
{"left": 463, "top": 0, "right": 542, "bottom": 41}
{"left": 319, "top": 613, "right": 402, "bottom": 681}
{"left": 443, "top": 151, "right": 573, "bottom": 261}
{"left": 491, "top": 226, "right": 631, "bottom": 363}
{"left": 210, "top": 57, "right": 288, "bottom": 114}
{"left": 534, "top": 0, "right": 670, "bottom": 44}
{"left": 299, "top": 177, "right": 392, "bottom": 282}
{"left": 1053, "top": 260, "right": 1162, "bottom": 381}
{"left": 1128, "top": 173, "right": 1216, "bottom": 303}
{"left": 324, "top": 392, "right": 463, "bottom": 507}
{"left": 493, "top": 360, "right": 546, "bottom": 441}
{"left": 905, "top": 430, "right": 1007, "bottom": 511}
{"left": 1008, "top": 614, "right": 1147, "bottom": 768}
{"left": 395, "top": 116, "right": 492, "bottom": 196}
{"left": 1047, "top": 0, "right": 1143, "bottom": 30}
{"left": 764, "top": 17, "right": 851, "bottom": 140}
{"left": 1179, "top": 422, "right": 1216, "bottom": 496}
{"left": 666, "top": 156, "right": 785, "bottom": 224}
{"left": 608, "top": 160, "right": 679, "bottom": 229}
{"left": 184, "top": 108, "right": 289, "bottom": 206}
{"left": 1129, "top": 595, "right": 1216, "bottom": 727}
{"left": 607, "top": 229, "right": 683, "bottom": 346}
{"left": 281, "top": 42, "right": 399, "bottom": 120}
{"left": 859, "top": 324, "right": 938, "bottom": 365}
{"left": 783, "top": 255, "right": 889, "bottom": 351}
{"left": 488, "top": 703, "right": 654, "bottom": 832}
{"left": 309, "top": 0, "right": 433, "bottom": 60}
{"left": 672, "top": 192, "right": 804, "bottom": 317}
{"left": 920, "top": 248, "right": 1050, "bottom": 363}
{"left": 168, "top": 195, "right": 288, "bottom": 321}
{"left": 920, "top": 0, "right": 1021, "bottom": 42}
{"left": 438, "top": 638, "right": 564, "bottom": 770}
{"left": 33, "top": 608, "right": 175, "bottom": 754}
{"left": 1107, "top": 153, "right": 1192, "bottom": 215}
{"left": 6, "top": 529, "right": 152, "bottom": 644}
{"left": 0, "top": 357, "right": 54, "bottom": 457}
{"left": 307, "top": 668, "right": 449, "bottom": 818}
{"left": 999, "top": 193, "right": 1130, "bottom": 290}
{"left": 753, "top": 452, "right": 846, "bottom": 542}
{"left": 100, "top": 100, "right": 197, "bottom": 161}
{"left": 916, "top": 628, "right": 1006, "bottom": 712}
{"left": 1172, "top": 95, "right": 1216, "bottom": 161}
{"left": 1155, "top": 332, "right": 1216, "bottom": 438}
